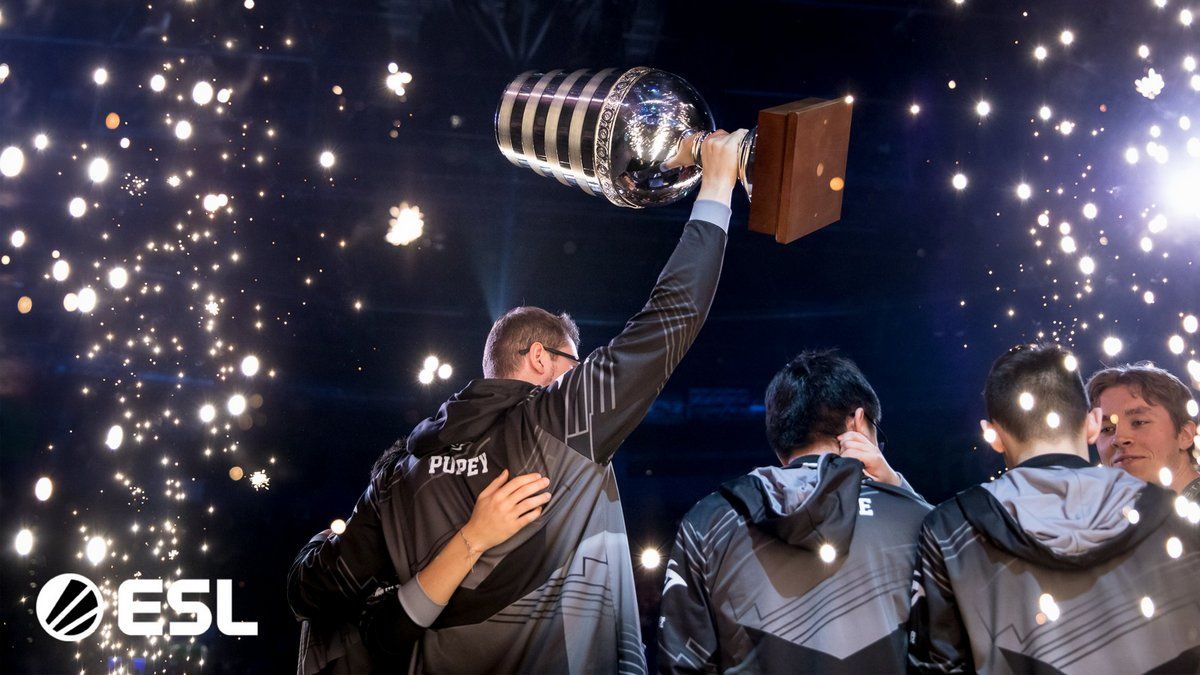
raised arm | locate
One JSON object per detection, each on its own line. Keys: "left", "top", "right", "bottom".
{"left": 536, "top": 130, "right": 748, "bottom": 464}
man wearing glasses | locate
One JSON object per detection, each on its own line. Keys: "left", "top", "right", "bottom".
{"left": 289, "top": 130, "right": 748, "bottom": 673}
{"left": 659, "top": 349, "right": 930, "bottom": 673}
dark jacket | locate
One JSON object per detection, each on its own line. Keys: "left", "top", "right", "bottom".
{"left": 908, "top": 453, "right": 1200, "bottom": 673}
{"left": 658, "top": 454, "right": 931, "bottom": 673}
{"left": 288, "top": 214, "right": 727, "bottom": 674}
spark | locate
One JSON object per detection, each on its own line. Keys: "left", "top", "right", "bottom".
{"left": 1166, "top": 536, "right": 1183, "bottom": 558}
{"left": 227, "top": 394, "right": 247, "bottom": 416}
{"left": 1038, "top": 593, "right": 1061, "bottom": 621}
{"left": 85, "top": 536, "right": 107, "bottom": 564}
{"left": 249, "top": 470, "right": 270, "bottom": 490}
{"left": 34, "top": 477, "right": 53, "bottom": 501}
{"left": 1160, "top": 467, "right": 1175, "bottom": 486}
{"left": 1102, "top": 337, "right": 1123, "bottom": 357}
{"left": 1019, "top": 392, "right": 1035, "bottom": 410}
{"left": 105, "top": 425, "right": 124, "bottom": 450}
{"left": 14, "top": 529, "right": 33, "bottom": 556}
{"left": 107, "top": 267, "right": 128, "bottom": 289}
{"left": 191, "top": 81, "right": 213, "bottom": 105}
{"left": 87, "top": 157, "right": 110, "bottom": 183}
{"left": 386, "top": 202, "right": 425, "bottom": 245}
{"left": 0, "top": 146, "right": 25, "bottom": 177}
{"left": 818, "top": 543, "right": 837, "bottom": 563}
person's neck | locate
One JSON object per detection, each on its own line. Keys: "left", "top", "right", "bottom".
{"left": 1005, "top": 438, "right": 1088, "bottom": 468}
{"left": 783, "top": 440, "right": 840, "bottom": 465}
{"left": 1168, "top": 460, "right": 1200, "bottom": 493}
{"left": 488, "top": 372, "right": 542, "bottom": 387}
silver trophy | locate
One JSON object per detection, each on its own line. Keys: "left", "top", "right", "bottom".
{"left": 495, "top": 66, "right": 853, "bottom": 243}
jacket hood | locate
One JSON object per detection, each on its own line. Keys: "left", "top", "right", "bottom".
{"left": 960, "top": 454, "right": 1175, "bottom": 569}
{"left": 407, "top": 379, "right": 535, "bottom": 458}
{"left": 720, "top": 454, "right": 863, "bottom": 552}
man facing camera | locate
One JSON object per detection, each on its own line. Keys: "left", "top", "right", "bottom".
{"left": 908, "top": 343, "right": 1200, "bottom": 673}
{"left": 1087, "top": 362, "right": 1200, "bottom": 501}
{"left": 658, "top": 350, "right": 930, "bottom": 673}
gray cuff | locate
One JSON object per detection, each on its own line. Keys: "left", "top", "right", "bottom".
{"left": 397, "top": 575, "right": 446, "bottom": 628}
{"left": 689, "top": 199, "right": 731, "bottom": 233}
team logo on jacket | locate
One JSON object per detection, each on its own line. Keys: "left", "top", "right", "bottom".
{"left": 37, "top": 573, "right": 104, "bottom": 641}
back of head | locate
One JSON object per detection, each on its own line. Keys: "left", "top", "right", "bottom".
{"left": 482, "top": 306, "right": 580, "bottom": 379}
{"left": 985, "top": 343, "right": 1089, "bottom": 444}
{"left": 765, "top": 349, "right": 880, "bottom": 462}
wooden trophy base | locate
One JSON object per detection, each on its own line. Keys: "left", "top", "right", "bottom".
{"left": 747, "top": 97, "right": 853, "bottom": 244}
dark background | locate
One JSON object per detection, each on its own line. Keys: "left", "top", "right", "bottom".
{"left": 2, "top": 0, "right": 1197, "bottom": 671}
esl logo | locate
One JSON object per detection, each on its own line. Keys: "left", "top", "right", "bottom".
{"left": 36, "top": 573, "right": 258, "bottom": 641}
{"left": 37, "top": 574, "right": 104, "bottom": 641}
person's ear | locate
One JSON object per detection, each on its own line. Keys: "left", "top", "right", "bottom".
{"left": 527, "top": 342, "right": 547, "bottom": 375}
{"left": 1178, "top": 419, "right": 1198, "bottom": 452}
{"left": 1085, "top": 407, "right": 1104, "bottom": 446}
{"left": 847, "top": 407, "right": 870, "bottom": 436}
{"left": 980, "top": 419, "right": 1005, "bottom": 455}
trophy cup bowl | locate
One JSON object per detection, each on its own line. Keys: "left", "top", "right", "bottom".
{"left": 495, "top": 67, "right": 853, "bottom": 243}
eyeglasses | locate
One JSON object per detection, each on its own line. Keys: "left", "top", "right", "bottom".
{"left": 518, "top": 344, "right": 581, "bottom": 363}
{"left": 867, "top": 417, "right": 888, "bottom": 452}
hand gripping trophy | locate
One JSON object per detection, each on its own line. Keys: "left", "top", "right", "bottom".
{"left": 495, "top": 67, "right": 853, "bottom": 243}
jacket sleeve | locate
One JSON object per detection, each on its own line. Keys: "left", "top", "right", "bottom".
{"left": 535, "top": 204, "right": 728, "bottom": 465}
{"left": 907, "top": 519, "right": 972, "bottom": 674}
{"left": 657, "top": 517, "right": 720, "bottom": 674}
{"left": 356, "top": 582, "right": 422, "bottom": 667}
{"left": 286, "top": 473, "right": 395, "bottom": 623}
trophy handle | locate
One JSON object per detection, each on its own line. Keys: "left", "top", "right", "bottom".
{"left": 738, "top": 128, "right": 757, "bottom": 200}
{"left": 662, "top": 128, "right": 756, "bottom": 200}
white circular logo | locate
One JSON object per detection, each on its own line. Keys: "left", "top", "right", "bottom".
{"left": 36, "top": 573, "right": 104, "bottom": 642}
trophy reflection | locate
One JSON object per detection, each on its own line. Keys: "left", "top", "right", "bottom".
{"left": 495, "top": 67, "right": 853, "bottom": 243}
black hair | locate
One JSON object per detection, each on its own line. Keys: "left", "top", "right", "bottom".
{"left": 765, "top": 349, "right": 881, "bottom": 461}
{"left": 985, "top": 343, "right": 1089, "bottom": 444}
{"left": 371, "top": 438, "right": 408, "bottom": 481}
